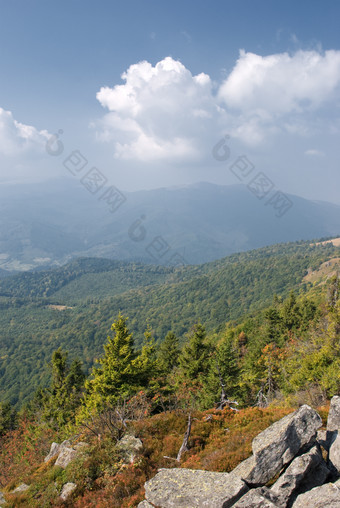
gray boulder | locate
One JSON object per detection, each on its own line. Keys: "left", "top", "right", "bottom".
{"left": 233, "top": 405, "right": 322, "bottom": 485}
{"left": 117, "top": 434, "right": 143, "bottom": 464}
{"left": 44, "top": 439, "right": 71, "bottom": 463}
{"left": 293, "top": 481, "right": 340, "bottom": 507}
{"left": 327, "top": 396, "right": 340, "bottom": 452}
{"left": 270, "top": 445, "right": 329, "bottom": 506}
{"left": 137, "top": 502, "right": 154, "bottom": 508}
{"left": 327, "top": 396, "right": 340, "bottom": 433}
{"left": 231, "top": 456, "right": 257, "bottom": 483}
{"left": 55, "top": 442, "right": 89, "bottom": 469}
{"left": 233, "top": 487, "right": 279, "bottom": 507}
{"left": 144, "top": 468, "right": 248, "bottom": 508}
{"left": 329, "top": 432, "right": 340, "bottom": 473}
{"left": 60, "top": 482, "right": 77, "bottom": 501}
{"left": 44, "top": 442, "right": 61, "bottom": 462}
{"left": 316, "top": 429, "right": 328, "bottom": 450}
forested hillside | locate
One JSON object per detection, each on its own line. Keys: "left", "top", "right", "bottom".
{"left": 0, "top": 254, "right": 339, "bottom": 506}
{"left": 0, "top": 239, "right": 340, "bottom": 506}
{"left": 0, "top": 239, "right": 339, "bottom": 407}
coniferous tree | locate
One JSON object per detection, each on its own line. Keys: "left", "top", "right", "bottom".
{"left": 40, "top": 348, "right": 85, "bottom": 428}
{"left": 83, "top": 314, "right": 138, "bottom": 415}
{"left": 0, "top": 401, "right": 17, "bottom": 436}
{"left": 281, "top": 291, "right": 300, "bottom": 330}
{"left": 50, "top": 348, "right": 68, "bottom": 390}
{"left": 133, "top": 325, "right": 158, "bottom": 386}
{"left": 179, "top": 323, "right": 210, "bottom": 382}
{"left": 157, "top": 331, "right": 180, "bottom": 374}
{"left": 264, "top": 307, "right": 283, "bottom": 344}
{"left": 201, "top": 333, "right": 239, "bottom": 409}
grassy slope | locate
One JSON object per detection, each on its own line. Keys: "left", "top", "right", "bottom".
{"left": 0, "top": 406, "right": 307, "bottom": 507}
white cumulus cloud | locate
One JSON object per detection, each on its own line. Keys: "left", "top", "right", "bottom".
{"left": 0, "top": 108, "right": 49, "bottom": 156}
{"left": 95, "top": 50, "right": 340, "bottom": 161}
{"left": 96, "top": 57, "right": 218, "bottom": 161}
{"left": 219, "top": 49, "right": 340, "bottom": 114}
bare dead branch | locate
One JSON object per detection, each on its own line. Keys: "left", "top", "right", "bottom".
{"left": 216, "top": 362, "right": 239, "bottom": 411}
{"left": 176, "top": 413, "right": 192, "bottom": 462}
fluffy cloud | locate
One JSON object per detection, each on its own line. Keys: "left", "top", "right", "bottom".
{"left": 219, "top": 49, "right": 340, "bottom": 114}
{"left": 95, "top": 50, "right": 340, "bottom": 159}
{"left": 0, "top": 108, "right": 49, "bottom": 156}
{"left": 96, "top": 57, "right": 219, "bottom": 161}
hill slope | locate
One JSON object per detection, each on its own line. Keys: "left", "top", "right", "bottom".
{"left": 0, "top": 239, "right": 339, "bottom": 406}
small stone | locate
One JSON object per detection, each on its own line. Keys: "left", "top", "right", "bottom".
{"left": 12, "top": 483, "right": 29, "bottom": 493}
{"left": 137, "top": 502, "right": 154, "bottom": 508}
{"left": 117, "top": 434, "right": 143, "bottom": 464}
{"left": 60, "top": 482, "right": 77, "bottom": 501}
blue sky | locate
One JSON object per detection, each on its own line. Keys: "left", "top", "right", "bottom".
{"left": 1, "top": 0, "right": 340, "bottom": 203}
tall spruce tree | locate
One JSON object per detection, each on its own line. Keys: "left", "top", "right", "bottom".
{"left": 157, "top": 331, "right": 180, "bottom": 374}
{"left": 40, "top": 348, "right": 85, "bottom": 428}
{"left": 201, "top": 333, "right": 239, "bottom": 409}
{"left": 281, "top": 291, "right": 301, "bottom": 330}
{"left": 179, "top": 323, "right": 210, "bottom": 381}
{"left": 133, "top": 325, "right": 158, "bottom": 386}
{"left": 83, "top": 314, "right": 138, "bottom": 414}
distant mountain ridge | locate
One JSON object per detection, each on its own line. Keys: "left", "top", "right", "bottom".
{"left": 0, "top": 180, "right": 339, "bottom": 271}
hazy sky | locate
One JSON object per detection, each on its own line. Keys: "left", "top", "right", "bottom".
{"left": 1, "top": 0, "right": 340, "bottom": 203}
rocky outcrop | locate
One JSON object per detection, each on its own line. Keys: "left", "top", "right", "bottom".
{"left": 117, "top": 434, "right": 143, "bottom": 464}
{"left": 232, "top": 405, "right": 322, "bottom": 486}
{"left": 44, "top": 440, "right": 71, "bottom": 462}
{"left": 54, "top": 442, "right": 89, "bottom": 469}
{"left": 44, "top": 439, "right": 89, "bottom": 469}
{"left": 60, "top": 482, "right": 77, "bottom": 501}
{"left": 139, "top": 399, "right": 340, "bottom": 507}
{"left": 143, "top": 468, "right": 248, "bottom": 507}
{"left": 269, "top": 445, "right": 329, "bottom": 506}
